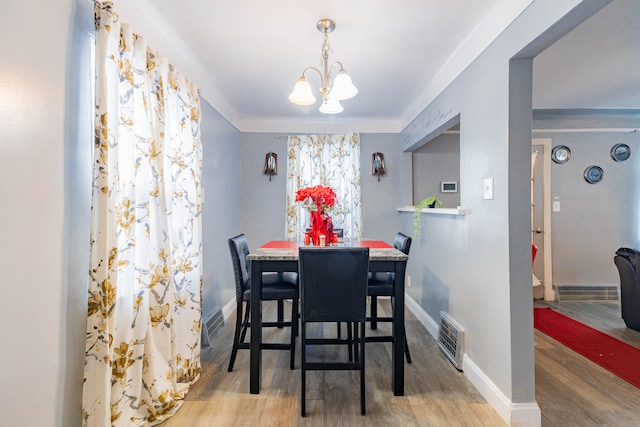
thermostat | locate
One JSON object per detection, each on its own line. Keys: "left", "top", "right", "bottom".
{"left": 440, "top": 181, "right": 458, "bottom": 193}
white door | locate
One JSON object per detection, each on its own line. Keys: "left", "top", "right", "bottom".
{"left": 532, "top": 138, "right": 554, "bottom": 300}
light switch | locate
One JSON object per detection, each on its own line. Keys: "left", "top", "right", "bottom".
{"left": 553, "top": 200, "right": 560, "bottom": 212}
{"left": 483, "top": 178, "right": 494, "bottom": 200}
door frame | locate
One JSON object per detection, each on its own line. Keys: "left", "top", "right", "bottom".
{"left": 532, "top": 138, "right": 554, "bottom": 301}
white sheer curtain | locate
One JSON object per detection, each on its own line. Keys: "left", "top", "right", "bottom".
{"left": 83, "top": 3, "right": 203, "bottom": 426}
{"left": 285, "top": 133, "right": 362, "bottom": 240}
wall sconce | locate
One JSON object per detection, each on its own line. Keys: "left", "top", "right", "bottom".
{"left": 264, "top": 152, "right": 278, "bottom": 181}
{"left": 372, "top": 152, "right": 386, "bottom": 181}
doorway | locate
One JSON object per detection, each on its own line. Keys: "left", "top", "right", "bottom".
{"left": 531, "top": 138, "right": 553, "bottom": 301}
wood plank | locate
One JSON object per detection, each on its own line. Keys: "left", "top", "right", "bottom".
{"left": 161, "top": 300, "right": 640, "bottom": 426}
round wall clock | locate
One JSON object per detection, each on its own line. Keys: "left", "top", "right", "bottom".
{"left": 551, "top": 145, "right": 571, "bottom": 164}
{"left": 583, "top": 165, "right": 604, "bottom": 184}
{"left": 610, "top": 143, "right": 631, "bottom": 162}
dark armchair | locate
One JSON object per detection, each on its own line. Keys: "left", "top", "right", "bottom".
{"left": 614, "top": 247, "right": 640, "bottom": 331}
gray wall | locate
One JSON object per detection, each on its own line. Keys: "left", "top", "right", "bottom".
{"left": 413, "top": 133, "right": 461, "bottom": 208}
{"left": 239, "top": 133, "right": 403, "bottom": 245}
{"left": 533, "top": 111, "right": 640, "bottom": 288}
{"left": 401, "top": 0, "right": 609, "bottom": 413}
{"left": 1, "top": 0, "right": 626, "bottom": 425}
{"left": 412, "top": 112, "right": 640, "bottom": 291}
{"left": 200, "top": 100, "right": 242, "bottom": 320}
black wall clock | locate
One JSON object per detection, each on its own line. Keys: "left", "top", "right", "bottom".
{"left": 610, "top": 143, "right": 631, "bottom": 162}
{"left": 551, "top": 145, "right": 571, "bottom": 164}
{"left": 583, "top": 165, "right": 604, "bottom": 184}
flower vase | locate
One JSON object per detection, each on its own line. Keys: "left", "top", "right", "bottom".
{"left": 310, "top": 208, "right": 333, "bottom": 246}
{"left": 324, "top": 214, "right": 333, "bottom": 245}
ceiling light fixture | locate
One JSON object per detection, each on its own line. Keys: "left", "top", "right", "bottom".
{"left": 288, "top": 19, "right": 358, "bottom": 114}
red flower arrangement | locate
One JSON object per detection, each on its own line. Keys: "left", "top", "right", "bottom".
{"left": 295, "top": 185, "right": 337, "bottom": 212}
{"left": 295, "top": 185, "right": 337, "bottom": 245}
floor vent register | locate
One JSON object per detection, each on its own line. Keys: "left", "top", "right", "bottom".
{"left": 438, "top": 311, "right": 465, "bottom": 371}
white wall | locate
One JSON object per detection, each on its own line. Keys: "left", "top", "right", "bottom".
{"left": 1, "top": 0, "right": 82, "bottom": 425}
{"left": 0, "top": 1, "right": 241, "bottom": 426}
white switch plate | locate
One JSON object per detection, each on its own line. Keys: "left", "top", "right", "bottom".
{"left": 552, "top": 200, "right": 560, "bottom": 212}
{"left": 483, "top": 178, "right": 494, "bottom": 200}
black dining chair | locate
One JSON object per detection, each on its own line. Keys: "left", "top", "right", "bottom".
{"left": 367, "top": 232, "right": 412, "bottom": 363}
{"left": 299, "top": 247, "right": 370, "bottom": 416}
{"left": 227, "top": 234, "right": 299, "bottom": 372}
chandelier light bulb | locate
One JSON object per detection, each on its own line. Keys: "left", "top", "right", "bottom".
{"left": 331, "top": 70, "right": 358, "bottom": 100}
{"left": 319, "top": 97, "right": 343, "bottom": 114}
{"left": 288, "top": 77, "right": 316, "bottom": 106}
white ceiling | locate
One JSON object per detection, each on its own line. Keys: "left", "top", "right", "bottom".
{"left": 114, "top": 0, "right": 638, "bottom": 133}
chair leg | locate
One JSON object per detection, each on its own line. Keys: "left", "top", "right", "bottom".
{"left": 227, "top": 301, "right": 244, "bottom": 372}
{"left": 301, "top": 321, "right": 306, "bottom": 417}
{"left": 277, "top": 300, "right": 284, "bottom": 328}
{"left": 347, "top": 322, "right": 353, "bottom": 362}
{"left": 353, "top": 323, "right": 360, "bottom": 363}
{"left": 360, "top": 321, "right": 366, "bottom": 415}
{"left": 388, "top": 294, "right": 411, "bottom": 364}
{"left": 370, "top": 296, "right": 378, "bottom": 329}
{"left": 404, "top": 330, "right": 412, "bottom": 364}
{"left": 290, "top": 298, "right": 298, "bottom": 370}
{"left": 238, "top": 301, "right": 250, "bottom": 344}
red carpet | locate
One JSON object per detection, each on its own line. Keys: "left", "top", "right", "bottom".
{"left": 534, "top": 308, "right": 640, "bottom": 388}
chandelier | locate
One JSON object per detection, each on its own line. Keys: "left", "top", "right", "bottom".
{"left": 288, "top": 19, "right": 358, "bottom": 114}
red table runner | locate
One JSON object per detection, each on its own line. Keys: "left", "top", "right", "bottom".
{"left": 259, "top": 239, "right": 393, "bottom": 249}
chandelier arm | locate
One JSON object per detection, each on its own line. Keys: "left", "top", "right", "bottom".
{"left": 301, "top": 66, "right": 324, "bottom": 82}
{"left": 332, "top": 61, "right": 346, "bottom": 72}
{"left": 301, "top": 66, "right": 330, "bottom": 103}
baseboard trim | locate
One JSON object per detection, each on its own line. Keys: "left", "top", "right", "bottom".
{"left": 556, "top": 285, "right": 619, "bottom": 300}
{"left": 405, "top": 293, "right": 541, "bottom": 427}
{"left": 405, "top": 294, "right": 440, "bottom": 338}
{"left": 222, "top": 297, "right": 236, "bottom": 322}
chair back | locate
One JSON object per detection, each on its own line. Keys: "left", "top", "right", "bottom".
{"left": 229, "top": 234, "right": 251, "bottom": 302}
{"left": 299, "top": 247, "right": 369, "bottom": 323}
{"left": 615, "top": 253, "right": 640, "bottom": 330}
{"left": 393, "top": 232, "right": 412, "bottom": 255}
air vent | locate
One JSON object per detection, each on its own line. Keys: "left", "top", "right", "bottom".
{"left": 201, "top": 309, "right": 224, "bottom": 347}
{"left": 438, "top": 311, "right": 464, "bottom": 371}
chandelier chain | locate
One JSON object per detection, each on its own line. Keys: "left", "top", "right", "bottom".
{"left": 288, "top": 18, "right": 358, "bottom": 114}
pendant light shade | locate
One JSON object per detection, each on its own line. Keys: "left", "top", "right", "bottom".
{"left": 318, "top": 97, "right": 343, "bottom": 114}
{"left": 288, "top": 77, "right": 316, "bottom": 105}
{"left": 331, "top": 70, "right": 358, "bottom": 100}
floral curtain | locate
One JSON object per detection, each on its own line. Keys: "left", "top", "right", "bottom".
{"left": 83, "top": 3, "right": 203, "bottom": 426}
{"left": 285, "top": 133, "right": 362, "bottom": 240}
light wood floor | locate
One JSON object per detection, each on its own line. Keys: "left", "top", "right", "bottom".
{"left": 534, "top": 300, "right": 640, "bottom": 427}
{"left": 162, "top": 300, "right": 640, "bottom": 427}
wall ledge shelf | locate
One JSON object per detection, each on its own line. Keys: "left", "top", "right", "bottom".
{"left": 397, "top": 206, "right": 466, "bottom": 216}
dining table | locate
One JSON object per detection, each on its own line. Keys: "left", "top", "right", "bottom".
{"left": 246, "top": 239, "right": 409, "bottom": 396}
